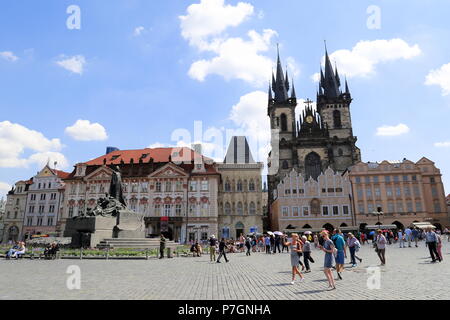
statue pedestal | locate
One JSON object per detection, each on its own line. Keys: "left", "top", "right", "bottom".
{"left": 64, "top": 210, "right": 145, "bottom": 248}
{"left": 115, "top": 209, "right": 145, "bottom": 239}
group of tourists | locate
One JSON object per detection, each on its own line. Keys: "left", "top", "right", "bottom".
{"left": 4, "top": 241, "right": 26, "bottom": 259}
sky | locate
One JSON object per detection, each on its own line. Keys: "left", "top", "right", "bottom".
{"left": 1, "top": 0, "right": 450, "bottom": 199}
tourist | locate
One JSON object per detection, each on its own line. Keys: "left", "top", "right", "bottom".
{"left": 264, "top": 235, "right": 271, "bottom": 254}
{"left": 6, "top": 241, "right": 26, "bottom": 259}
{"left": 209, "top": 235, "right": 217, "bottom": 262}
{"left": 437, "top": 232, "right": 443, "bottom": 261}
{"left": 425, "top": 227, "right": 441, "bottom": 263}
{"left": 270, "top": 235, "right": 275, "bottom": 253}
{"left": 245, "top": 237, "right": 252, "bottom": 256}
{"left": 239, "top": 233, "right": 245, "bottom": 253}
{"left": 319, "top": 230, "right": 336, "bottom": 290}
{"left": 313, "top": 234, "right": 319, "bottom": 248}
{"left": 301, "top": 235, "right": 313, "bottom": 273}
{"left": 282, "top": 235, "right": 289, "bottom": 253}
{"left": 331, "top": 229, "right": 346, "bottom": 280}
{"left": 283, "top": 233, "right": 305, "bottom": 285}
{"left": 159, "top": 234, "right": 166, "bottom": 259}
{"left": 412, "top": 228, "right": 419, "bottom": 247}
{"left": 405, "top": 227, "right": 412, "bottom": 247}
{"left": 398, "top": 229, "right": 405, "bottom": 248}
{"left": 375, "top": 229, "right": 386, "bottom": 265}
{"left": 274, "top": 234, "right": 281, "bottom": 254}
{"left": 347, "top": 233, "right": 362, "bottom": 267}
{"left": 217, "top": 238, "right": 229, "bottom": 263}
{"left": 360, "top": 232, "right": 366, "bottom": 245}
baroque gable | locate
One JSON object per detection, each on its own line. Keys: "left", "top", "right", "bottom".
{"left": 149, "top": 162, "right": 188, "bottom": 179}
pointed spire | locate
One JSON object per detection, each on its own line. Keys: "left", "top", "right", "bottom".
{"left": 345, "top": 77, "right": 350, "bottom": 95}
{"left": 290, "top": 78, "right": 296, "bottom": 99}
{"left": 322, "top": 42, "right": 340, "bottom": 98}
{"left": 268, "top": 83, "right": 273, "bottom": 100}
{"left": 272, "top": 44, "right": 289, "bottom": 102}
{"left": 285, "top": 69, "right": 289, "bottom": 92}
{"left": 334, "top": 61, "right": 341, "bottom": 87}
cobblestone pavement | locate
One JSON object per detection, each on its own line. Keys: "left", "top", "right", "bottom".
{"left": 1, "top": 240, "right": 450, "bottom": 300}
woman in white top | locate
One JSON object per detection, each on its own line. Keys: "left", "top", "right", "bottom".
{"left": 376, "top": 230, "right": 386, "bottom": 265}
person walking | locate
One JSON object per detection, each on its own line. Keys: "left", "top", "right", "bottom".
{"left": 405, "top": 227, "right": 412, "bottom": 247}
{"left": 274, "top": 234, "right": 281, "bottom": 254}
{"left": 331, "top": 229, "right": 346, "bottom": 280}
{"left": 319, "top": 230, "right": 336, "bottom": 290}
{"left": 281, "top": 235, "right": 289, "bottom": 253}
{"left": 270, "top": 235, "right": 275, "bottom": 253}
{"left": 209, "top": 235, "right": 217, "bottom": 262}
{"left": 283, "top": 233, "right": 305, "bottom": 285}
{"left": 412, "top": 228, "right": 419, "bottom": 247}
{"left": 425, "top": 227, "right": 441, "bottom": 263}
{"left": 301, "top": 235, "right": 313, "bottom": 273}
{"left": 437, "top": 232, "right": 443, "bottom": 261}
{"left": 347, "top": 233, "right": 362, "bottom": 267}
{"left": 264, "top": 235, "right": 271, "bottom": 254}
{"left": 159, "top": 234, "right": 166, "bottom": 259}
{"left": 216, "top": 238, "right": 229, "bottom": 263}
{"left": 398, "top": 229, "right": 405, "bottom": 248}
{"left": 245, "top": 237, "right": 252, "bottom": 256}
{"left": 375, "top": 229, "right": 386, "bottom": 265}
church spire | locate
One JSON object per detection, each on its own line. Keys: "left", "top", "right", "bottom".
{"left": 268, "top": 83, "right": 273, "bottom": 100}
{"left": 290, "top": 78, "right": 296, "bottom": 99}
{"left": 320, "top": 43, "right": 341, "bottom": 98}
{"left": 273, "top": 44, "right": 289, "bottom": 102}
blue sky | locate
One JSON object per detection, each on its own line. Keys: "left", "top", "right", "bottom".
{"left": 1, "top": 0, "right": 450, "bottom": 198}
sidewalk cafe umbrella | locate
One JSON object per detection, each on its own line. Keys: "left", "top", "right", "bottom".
{"left": 266, "top": 231, "right": 274, "bottom": 235}
{"left": 274, "top": 231, "right": 283, "bottom": 236}
{"left": 304, "top": 231, "right": 312, "bottom": 235}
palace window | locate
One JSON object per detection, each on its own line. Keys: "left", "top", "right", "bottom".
{"left": 292, "top": 207, "right": 299, "bottom": 217}
{"left": 322, "top": 206, "right": 329, "bottom": 216}
{"left": 282, "top": 207, "right": 289, "bottom": 217}
{"left": 342, "top": 206, "right": 350, "bottom": 215}
{"left": 165, "top": 181, "right": 172, "bottom": 192}
{"left": 224, "top": 181, "right": 231, "bottom": 192}
{"left": 175, "top": 181, "right": 182, "bottom": 192}
{"left": 154, "top": 204, "right": 161, "bottom": 216}
{"left": 175, "top": 204, "right": 182, "bottom": 216}
{"left": 164, "top": 204, "right": 171, "bottom": 217}
{"left": 155, "top": 182, "right": 162, "bottom": 192}
{"left": 68, "top": 207, "right": 74, "bottom": 218}
{"left": 302, "top": 207, "right": 309, "bottom": 216}
{"left": 224, "top": 203, "right": 231, "bottom": 215}
{"left": 249, "top": 180, "right": 255, "bottom": 191}
{"left": 415, "top": 201, "right": 422, "bottom": 212}
{"left": 189, "top": 181, "right": 197, "bottom": 192}
{"left": 237, "top": 180, "right": 243, "bottom": 192}
{"left": 249, "top": 202, "right": 256, "bottom": 215}
{"left": 201, "top": 180, "right": 208, "bottom": 191}
{"left": 332, "top": 206, "right": 339, "bottom": 216}
{"left": 237, "top": 202, "right": 243, "bottom": 215}
{"left": 47, "top": 217, "right": 54, "bottom": 226}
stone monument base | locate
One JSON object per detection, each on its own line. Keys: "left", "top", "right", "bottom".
{"left": 64, "top": 209, "right": 145, "bottom": 248}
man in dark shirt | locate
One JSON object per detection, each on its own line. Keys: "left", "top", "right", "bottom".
{"left": 217, "top": 238, "right": 229, "bottom": 263}
{"left": 159, "top": 234, "right": 166, "bottom": 259}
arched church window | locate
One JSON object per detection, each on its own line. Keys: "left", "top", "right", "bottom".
{"left": 305, "top": 152, "right": 321, "bottom": 181}
{"left": 282, "top": 160, "right": 289, "bottom": 169}
{"left": 333, "top": 110, "right": 342, "bottom": 128}
{"left": 280, "top": 113, "right": 288, "bottom": 131}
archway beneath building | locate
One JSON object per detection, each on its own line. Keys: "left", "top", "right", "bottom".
{"left": 392, "top": 221, "right": 404, "bottom": 230}
{"left": 359, "top": 223, "right": 367, "bottom": 231}
{"left": 302, "top": 224, "right": 312, "bottom": 229}
{"left": 322, "top": 223, "right": 334, "bottom": 233}
{"left": 235, "top": 222, "right": 244, "bottom": 239}
{"left": 434, "top": 223, "right": 442, "bottom": 231}
{"left": 340, "top": 223, "right": 348, "bottom": 227}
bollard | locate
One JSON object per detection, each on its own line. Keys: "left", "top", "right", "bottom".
{"left": 106, "top": 246, "right": 109, "bottom": 260}
{"left": 167, "top": 247, "right": 172, "bottom": 258}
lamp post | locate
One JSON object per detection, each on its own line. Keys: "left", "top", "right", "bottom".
{"left": 371, "top": 207, "right": 384, "bottom": 224}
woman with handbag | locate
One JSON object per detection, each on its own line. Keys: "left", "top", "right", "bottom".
{"left": 376, "top": 229, "right": 387, "bottom": 265}
{"left": 283, "top": 233, "right": 305, "bottom": 285}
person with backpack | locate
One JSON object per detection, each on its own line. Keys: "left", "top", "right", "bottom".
{"left": 209, "top": 235, "right": 217, "bottom": 262}
{"left": 346, "top": 233, "right": 362, "bottom": 267}
{"left": 331, "top": 229, "right": 346, "bottom": 280}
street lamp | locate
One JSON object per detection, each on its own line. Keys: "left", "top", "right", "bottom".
{"left": 371, "top": 207, "right": 384, "bottom": 224}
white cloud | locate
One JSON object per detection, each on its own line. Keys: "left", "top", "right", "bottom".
{"left": 147, "top": 142, "right": 166, "bottom": 148}
{"left": 0, "top": 181, "right": 11, "bottom": 199}
{"left": 375, "top": 123, "right": 410, "bottom": 136}
{"left": 65, "top": 120, "right": 108, "bottom": 141}
{"left": 188, "top": 29, "right": 278, "bottom": 86}
{"left": 434, "top": 141, "right": 450, "bottom": 148}
{"left": 133, "top": 26, "right": 146, "bottom": 36}
{"left": 229, "top": 90, "right": 270, "bottom": 162}
{"left": 425, "top": 62, "right": 450, "bottom": 96}
{"left": 0, "top": 121, "right": 68, "bottom": 169}
{"left": 0, "top": 51, "right": 18, "bottom": 62}
{"left": 179, "top": 0, "right": 254, "bottom": 50}
{"left": 56, "top": 55, "right": 86, "bottom": 75}
{"left": 312, "top": 39, "right": 421, "bottom": 80}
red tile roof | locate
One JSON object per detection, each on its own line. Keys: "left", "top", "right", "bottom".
{"left": 84, "top": 147, "right": 212, "bottom": 166}
{"left": 52, "top": 169, "right": 71, "bottom": 179}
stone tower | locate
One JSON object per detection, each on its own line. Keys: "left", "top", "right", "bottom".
{"left": 267, "top": 45, "right": 361, "bottom": 214}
